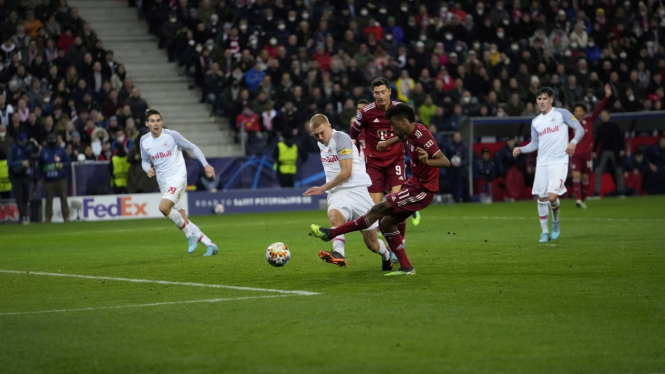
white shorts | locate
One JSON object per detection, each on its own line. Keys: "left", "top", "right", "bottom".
{"left": 533, "top": 163, "right": 568, "bottom": 197}
{"left": 159, "top": 179, "right": 187, "bottom": 211}
{"left": 327, "top": 187, "right": 378, "bottom": 231}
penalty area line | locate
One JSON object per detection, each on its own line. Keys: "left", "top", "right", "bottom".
{"left": 0, "top": 295, "right": 293, "bottom": 316}
{"left": 0, "top": 270, "right": 320, "bottom": 296}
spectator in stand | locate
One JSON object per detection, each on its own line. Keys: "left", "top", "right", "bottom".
{"left": 644, "top": 133, "right": 665, "bottom": 195}
{"left": 98, "top": 140, "right": 112, "bottom": 161}
{"left": 473, "top": 148, "right": 496, "bottom": 197}
{"left": 445, "top": 131, "right": 469, "bottom": 202}
{"left": 125, "top": 87, "right": 148, "bottom": 125}
{"left": 593, "top": 110, "right": 625, "bottom": 197}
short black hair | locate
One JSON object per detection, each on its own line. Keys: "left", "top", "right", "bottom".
{"left": 145, "top": 108, "right": 162, "bottom": 122}
{"left": 535, "top": 87, "right": 555, "bottom": 98}
{"left": 357, "top": 99, "right": 369, "bottom": 105}
{"left": 573, "top": 102, "right": 588, "bottom": 113}
{"left": 384, "top": 103, "right": 415, "bottom": 123}
{"left": 371, "top": 77, "right": 390, "bottom": 90}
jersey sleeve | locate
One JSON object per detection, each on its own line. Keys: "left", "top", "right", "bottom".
{"left": 139, "top": 136, "right": 152, "bottom": 173}
{"left": 165, "top": 129, "right": 209, "bottom": 166}
{"left": 418, "top": 130, "right": 441, "bottom": 158}
{"left": 349, "top": 111, "right": 365, "bottom": 139}
{"left": 333, "top": 132, "right": 354, "bottom": 161}
{"left": 520, "top": 122, "right": 540, "bottom": 154}
{"left": 558, "top": 108, "right": 585, "bottom": 144}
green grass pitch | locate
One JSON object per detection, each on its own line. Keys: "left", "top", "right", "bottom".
{"left": 1, "top": 196, "right": 664, "bottom": 374}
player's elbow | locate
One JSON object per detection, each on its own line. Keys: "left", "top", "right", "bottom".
{"left": 340, "top": 170, "right": 352, "bottom": 180}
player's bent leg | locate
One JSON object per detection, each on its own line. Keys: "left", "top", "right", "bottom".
{"left": 310, "top": 201, "right": 391, "bottom": 241}
{"left": 361, "top": 229, "right": 393, "bottom": 271}
{"left": 380, "top": 214, "right": 414, "bottom": 275}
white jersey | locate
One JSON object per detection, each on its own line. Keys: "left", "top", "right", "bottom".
{"left": 522, "top": 107, "right": 584, "bottom": 166}
{"left": 140, "top": 129, "right": 208, "bottom": 187}
{"left": 318, "top": 130, "right": 371, "bottom": 193}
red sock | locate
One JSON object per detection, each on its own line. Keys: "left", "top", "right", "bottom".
{"left": 581, "top": 180, "right": 589, "bottom": 201}
{"left": 397, "top": 221, "right": 406, "bottom": 243}
{"left": 384, "top": 231, "right": 412, "bottom": 270}
{"left": 329, "top": 215, "right": 371, "bottom": 238}
{"left": 573, "top": 179, "right": 581, "bottom": 200}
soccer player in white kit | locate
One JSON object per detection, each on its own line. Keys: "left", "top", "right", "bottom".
{"left": 140, "top": 109, "right": 219, "bottom": 256}
{"left": 303, "top": 114, "right": 393, "bottom": 271}
{"left": 513, "top": 87, "right": 585, "bottom": 243}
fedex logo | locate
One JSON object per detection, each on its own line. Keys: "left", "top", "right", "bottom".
{"left": 83, "top": 197, "right": 148, "bottom": 218}
{"left": 539, "top": 125, "right": 559, "bottom": 137}
{"left": 150, "top": 150, "right": 172, "bottom": 160}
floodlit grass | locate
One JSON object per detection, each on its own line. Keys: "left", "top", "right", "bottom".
{"left": 1, "top": 196, "right": 664, "bottom": 374}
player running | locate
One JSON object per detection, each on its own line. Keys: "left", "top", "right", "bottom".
{"left": 303, "top": 114, "right": 393, "bottom": 271}
{"left": 310, "top": 104, "right": 450, "bottom": 276}
{"left": 571, "top": 84, "right": 611, "bottom": 208}
{"left": 513, "top": 88, "right": 585, "bottom": 243}
{"left": 140, "top": 109, "right": 219, "bottom": 256}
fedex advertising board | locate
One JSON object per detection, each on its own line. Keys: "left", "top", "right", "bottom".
{"left": 44, "top": 193, "right": 187, "bottom": 222}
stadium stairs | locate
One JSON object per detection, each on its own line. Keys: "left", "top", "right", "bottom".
{"left": 69, "top": 0, "right": 242, "bottom": 158}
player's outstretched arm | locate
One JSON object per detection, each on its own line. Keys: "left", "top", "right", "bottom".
{"left": 377, "top": 136, "right": 404, "bottom": 151}
{"left": 303, "top": 158, "right": 353, "bottom": 196}
{"left": 418, "top": 148, "right": 450, "bottom": 168}
{"left": 168, "top": 129, "right": 215, "bottom": 178}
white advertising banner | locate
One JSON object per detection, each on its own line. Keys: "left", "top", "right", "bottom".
{"left": 43, "top": 193, "right": 188, "bottom": 222}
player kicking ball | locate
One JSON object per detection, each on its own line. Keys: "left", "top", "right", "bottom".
{"left": 140, "top": 109, "right": 219, "bottom": 256}
{"left": 513, "top": 88, "right": 585, "bottom": 243}
{"left": 303, "top": 114, "right": 393, "bottom": 271}
{"left": 310, "top": 104, "right": 450, "bottom": 276}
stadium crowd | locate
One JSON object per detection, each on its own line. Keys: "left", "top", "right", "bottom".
{"left": 1, "top": 0, "right": 665, "bottom": 215}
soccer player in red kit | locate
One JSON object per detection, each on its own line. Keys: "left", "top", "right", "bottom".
{"left": 310, "top": 104, "right": 450, "bottom": 276}
{"left": 571, "top": 83, "right": 611, "bottom": 208}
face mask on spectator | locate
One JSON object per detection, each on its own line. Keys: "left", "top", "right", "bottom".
{"left": 400, "top": 6, "right": 408, "bottom": 12}
{"left": 588, "top": 42, "right": 595, "bottom": 48}
{"left": 441, "top": 6, "right": 448, "bottom": 12}
{"left": 207, "top": 44, "right": 213, "bottom": 51}
{"left": 278, "top": 24, "right": 286, "bottom": 30}
{"left": 629, "top": 95, "right": 635, "bottom": 101}
{"left": 503, "top": 19, "right": 509, "bottom": 25}
{"left": 473, "top": 42, "right": 480, "bottom": 49}
{"left": 385, "top": 34, "right": 393, "bottom": 41}
{"left": 409, "top": 21, "right": 416, "bottom": 26}
{"left": 497, "top": 32, "right": 504, "bottom": 38}
{"left": 302, "top": 12, "right": 310, "bottom": 19}
{"left": 420, "top": 35, "right": 427, "bottom": 41}
{"left": 660, "top": 9, "right": 665, "bottom": 16}
{"left": 269, "top": 38, "right": 277, "bottom": 46}
{"left": 571, "top": 42, "right": 578, "bottom": 49}
{"left": 188, "top": 39, "right": 195, "bottom": 46}
{"left": 462, "top": 97, "right": 471, "bottom": 103}
{"left": 239, "top": 24, "right": 247, "bottom": 31}
{"left": 250, "top": 39, "right": 257, "bottom": 47}
{"left": 455, "top": 46, "right": 463, "bottom": 51}
{"left": 288, "top": 16, "right": 296, "bottom": 22}
{"left": 196, "top": 46, "right": 203, "bottom": 53}
{"left": 620, "top": 52, "right": 627, "bottom": 59}
{"left": 0, "top": 131, "right": 5, "bottom": 138}
{"left": 511, "top": 44, "right": 519, "bottom": 51}
{"left": 379, "top": 8, "right": 387, "bottom": 14}
{"left": 266, "top": 15, "right": 273, "bottom": 21}
{"left": 360, "top": 9, "right": 368, "bottom": 16}
{"left": 564, "top": 50, "right": 572, "bottom": 57}
{"left": 445, "top": 34, "right": 453, "bottom": 40}
{"left": 117, "top": 136, "right": 125, "bottom": 142}
{"left": 504, "top": 58, "right": 510, "bottom": 64}
{"left": 169, "top": 17, "right": 177, "bottom": 23}
{"left": 490, "top": 47, "right": 497, "bottom": 53}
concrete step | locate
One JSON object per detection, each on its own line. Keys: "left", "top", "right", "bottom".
{"left": 148, "top": 97, "right": 201, "bottom": 106}
{"left": 133, "top": 77, "right": 190, "bottom": 85}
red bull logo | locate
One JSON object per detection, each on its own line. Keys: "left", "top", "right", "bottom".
{"left": 0, "top": 203, "right": 19, "bottom": 222}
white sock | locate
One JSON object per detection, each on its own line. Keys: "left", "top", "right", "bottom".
{"left": 537, "top": 200, "right": 549, "bottom": 233}
{"left": 188, "top": 221, "right": 213, "bottom": 246}
{"left": 550, "top": 198, "right": 560, "bottom": 222}
{"left": 168, "top": 209, "right": 193, "bottom": 237}
{"left": 332, "top": 234, "right": 345, "bottom": 257}
{"left": 378, "top": 239, "right": 390, "bottom": 261}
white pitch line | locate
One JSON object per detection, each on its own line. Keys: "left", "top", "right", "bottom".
{"left": 0, "top": 295, "right": 291, "bottom": 316}
{"left": 0, "top": 270, "right": 320, "bottom": 296}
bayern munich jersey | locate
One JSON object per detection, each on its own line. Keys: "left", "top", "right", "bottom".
{"left": 140, "top": 129, "right": 209, "bottom": 187}
{"left": 318, "top": 130, "right": 372, "bottom": 193}
{"left": 522, "top": 107, "right": 585, "bottom": 166}
{"left": 349, "top": 100, "right": 405, "bottom": 167}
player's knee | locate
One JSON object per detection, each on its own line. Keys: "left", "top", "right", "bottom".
{"left": 159, "top": 204, "right": 171, "bottom": 216}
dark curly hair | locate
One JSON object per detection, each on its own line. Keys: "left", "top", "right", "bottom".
{"left": 384, "top": 103, "right": 415, "bottom": 123}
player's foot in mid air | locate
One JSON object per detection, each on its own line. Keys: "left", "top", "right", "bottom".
{"left": 411, "top": 211, "right": 421, "bottom": 226}
{"left": 539, "top": 233, "right": 550, "bottom": 243}
{"left": 187, "top": 236, "right": 198, "bottom": 253}
{"left": 384, "top": 267, "right": 416, "bottom": 276}
{"left": 309, "top": 224, "right": 332, "bottom": 241}
{"left": 203, "top": 243, "right": 218, "bottom": 256}
{"left": 390, "top": 250, "right": 399, "bottom": 264}
{"left": 318, "top": 250, "right": 347, "bottom": 267}
{"left": 575, "top": 199, "right": 587, "bottom": 209}
{"left": 551, "top": 222, "right": 560, "bottom": 240}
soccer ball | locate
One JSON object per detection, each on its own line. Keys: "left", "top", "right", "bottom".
{"left": 266, "top": 242, "right": 291, "bottom": 267}
{"left": 214, "top": 204, "right": 225, "bottom": 214}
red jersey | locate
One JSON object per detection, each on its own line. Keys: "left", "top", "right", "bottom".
{"left": 406, "top": 123, "right": 442, "bottom": 192}
{"left": 570, "top": 96, "right": 608, "bottom": 154}
{"left": 350, "top": 100, "right": 405, "bottom": 167}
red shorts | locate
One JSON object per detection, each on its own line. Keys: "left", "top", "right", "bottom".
{"left": 570, "top": 152, "right": 593, "bottom": 174}
{"left": 366, "top": 159, "right": 407, "bottom": 193}
{"left": 385, "top": 181, "right": 435, "bottom": 222}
